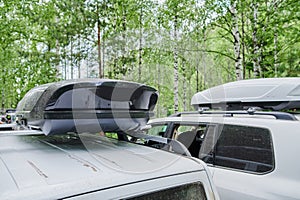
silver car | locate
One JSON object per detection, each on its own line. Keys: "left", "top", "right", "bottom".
{"left": 146, "top": 78, "right": 300, "bottom": 200}
{"left": 0, "top": 79, "right": 219, "bottom": 200}
{"left": 0, "top": 132, "right": 219, "bottom": 200}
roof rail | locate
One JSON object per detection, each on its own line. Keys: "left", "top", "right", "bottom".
{"left": 170, "top": 109, "right": 298, "bottom": 121}
{"left": 0, "top": 130, "right": 43, "bottom": 137}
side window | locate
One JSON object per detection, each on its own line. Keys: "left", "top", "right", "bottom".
{"left": 146, "top": 125, "right": 168, "bottom": 137}
{"left": 199, "top": 125, "right": 219, "bottom": 164}
{"left": 127, "top": 182, "right": 207, "bottom": 200}
{"left": 200, "top": 124, "right": 274, "bottom": 173}
{"left": 177, "top": 125, "right": 196, "bottom": 134}
{"left": 174, "top": 125, "right": 207, "bottom": 157}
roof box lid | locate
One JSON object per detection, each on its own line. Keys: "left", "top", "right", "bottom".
{"left": 16, "top": 79, "right": 158, "bottom": 135}
{"left": 191, "top": 78, "right": 300, "bottom": 111}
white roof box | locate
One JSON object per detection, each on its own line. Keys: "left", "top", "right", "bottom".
{"left": 191, "top": 78, "right": 300, "bottom": 111}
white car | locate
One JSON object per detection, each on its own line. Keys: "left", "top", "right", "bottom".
{"left": 146, "top": 78, "right": 300, "bottom": 200}
{"left": 0, "top": 79, "right": 219, "bottom": 200}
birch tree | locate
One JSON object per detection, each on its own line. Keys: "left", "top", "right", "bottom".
{"left": 251, "top": 0, "right": 260, "bottom": 77}
{"left": 230, "top": 0, "right": 243, "bottom": 80}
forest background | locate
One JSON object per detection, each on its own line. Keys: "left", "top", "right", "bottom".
{"left": 0, "top": 0, "right": 299, "bottom": 117}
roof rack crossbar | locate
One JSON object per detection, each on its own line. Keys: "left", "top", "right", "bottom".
{"left": 0, "top": 130, "right": 44, "bottom": 137}
{"left": 170, "top": 110, "right": 297, "bottom": 121}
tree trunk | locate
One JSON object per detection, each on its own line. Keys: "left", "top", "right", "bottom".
{"left": 273, "top": 0, "right": 278, "bottom": 77}
{"left": 156, "top": 61, "right": 161, "bottom": 117}
{"left": 274, "top": 25, "right": 278, "bottom": 77}
{"left": 1, "top": 68, "right": 5, "bottom": 110}
{"left": 202, "top": 31, "right": 207, "bottom": 88}
{"left": 138, "top": 6, "right": 143, "bottom": 82}
{"left": 55, "top": 39, "right": 60, "bottom": 77}
{"left": 241, "top": 1, "right": 246, "bottom": 79}
{"left": 121, "top": 9, "right": 127, "bottom": 79}
{"left": 78, "top": 35, "right": 81, "bottom": 79}
{"left": 252, "top": 1, "right": 260, "bottom": 78}
{"left": 102, "top": 0, "right": 107, "bottom": 78}
{"left": 182, "top": 62, "right": 187, "bottom": 111}
{"left": 70, "top": 37, "right": 73, "bottom": 79}
{"left": 102, "top": 28, "right": 105, "bottom": 78}
{"left": 173, "top": 14, "right": 179, "bottom": 113}
{"left": 231, "top": 1, "right": 243, "bottom": 80}
{"left": 196, "top": 33, "right": 200, "bottom": 92}
{"left": 64, "top": 48, "right": 67, "bottom": 80}
{"left": 196, "top": 63, "right": 199, "bottom": 92}
{"left": 55, "top": 17, "right": 60, "bottom": 78}
{"left": 97, "top": 18, "right": 102, "bottom": 78}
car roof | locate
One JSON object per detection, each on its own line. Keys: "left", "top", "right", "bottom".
{"left": 0, "top": 133, "right": 204, "bottom": 199}
{"left": 148, "top": 114, "right": 300, "bottom": 128}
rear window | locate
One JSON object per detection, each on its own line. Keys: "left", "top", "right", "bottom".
{"left": 127, "top": 182, "right": 207, "bottom": 200}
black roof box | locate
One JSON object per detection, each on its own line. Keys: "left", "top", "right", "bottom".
{"left": 191, "top": 78, "right": 300, "bottom": 111}
{"left": 16, "top": 79, "right": 158, "bottom": 135}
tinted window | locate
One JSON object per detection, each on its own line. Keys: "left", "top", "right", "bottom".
{"left": 200, "top": 124, "right": 274, "bottom": 173}
{"left": 128, "top": 182, "right": 207, "bottom": 200}
{"left": 174, "top": 125, "right": 208, "bottom": 158}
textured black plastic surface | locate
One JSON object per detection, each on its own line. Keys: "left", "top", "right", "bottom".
{"left": 16, "top": 79, "right": 158, "bottom": 135}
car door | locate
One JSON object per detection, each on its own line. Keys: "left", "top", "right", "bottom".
{"left": 199, "top": 124, "right": 275, "bottom": 200}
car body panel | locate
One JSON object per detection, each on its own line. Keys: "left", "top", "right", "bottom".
{"left": 0, "top": 133, "right": 218, "bottom": 200}
{"left": 147, "top": 115, "right": 300, "bottom": 200}
{"left": 65, "top": 170, "right": 212, "bottom": 200}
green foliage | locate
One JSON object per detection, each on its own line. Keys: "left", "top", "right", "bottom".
{"left": 0, "top": 0, "right": 299, "bottom": 114}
